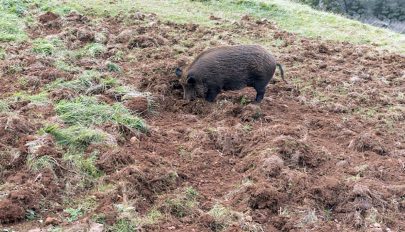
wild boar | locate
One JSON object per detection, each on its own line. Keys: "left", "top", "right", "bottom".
{"left": 175, "top": 45, "right": 285, "bottom": 103}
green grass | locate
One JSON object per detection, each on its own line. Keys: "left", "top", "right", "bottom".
{"left": 27, "top": 155, "right": 57, "bottom": 172}
{"left": 64, "top": 150, "right": 102, "bottom": 178}
{"left": 47, "top": 70, "right": 118, "bottom": 94}
{"left": 13, "top": 91, "right": 50, "bottom": 104}
{"left": 0, "top": 99, "right": 9, "bottom": 112}
{"left": 40, "top": 123, "right": 106, "bottom": 185}
{"left": 64, "top": 207, "right": 84, "bottom": 222}
{"left": 48, "top": 0, "right": 404, "bottom": 53}
{"left": 43, "top": 124, "right": 106, "bottom": 149}
{"left": 1, "top": 0, "right": 29, "bottom": 16}
{"left": 80, "top": 43, "right": 106, "bottom": 58}
{"left": 163, "top": 187, "right": 199, "bottom": 218}
{"left": 54, "top": 60, "right": 81, "bottom": 73}
{"left": 208, "top": 204, "right": 233, "bottom": 231}
{"left": 48, "top": 70, "right": 101, "bottom": 92}
{"left": 55, "top": 96, "right": 148, "bottom": 133}
{"left": 106, "top": 61, "right": 121, "bottom": 73}
{"left": 25, "top": 209, "right": 37, "bottom": 221}
{"left": 110, "top": 219, "right": 137, "bottom": 232}
{"left": 0, "top": 11, "right": 27, "bottom": 42}
{"left": 0, "top": 47, "right": 5, "bottom": 59}
{"left": 32, "top": 38, "right": 56, "bottom": 55}
{"left": 0, "top": 0, "right": 55, "bottom": 42}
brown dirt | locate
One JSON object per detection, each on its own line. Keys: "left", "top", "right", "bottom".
{"left": 1, "top": 7, "right": 405, "bottom": 232}
{"left": 122, "top": 96, "right": 149, "bottom": 114}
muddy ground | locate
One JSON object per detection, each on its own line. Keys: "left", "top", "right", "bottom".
{"left": 0, "top": 7, "right": 405, "bottom": 232}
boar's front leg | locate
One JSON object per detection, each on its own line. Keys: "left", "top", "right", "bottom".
{"left": 205, "top": 86, "right": 220, "bottom": 102}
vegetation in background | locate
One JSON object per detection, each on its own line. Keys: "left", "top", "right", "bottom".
{"left": 295, "top": 0, "right": 405, "bottom": 33}
{"left": 47, "top": 0, "right": 405, "bottom": 53}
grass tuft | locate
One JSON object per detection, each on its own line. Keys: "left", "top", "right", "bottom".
{"left": 0, "top": 0, "right": 29, "bottom": 16}
{"left": 13, "top": 91, "right": 50, "bottom": 104}
{"left": 163, "top": 187, "right": 199, "bottom": 218}
{"left": 32, "top": 38, "right": 56, "bottom": 55}
{"left": 81, "top": 43, "right": 106, "bottom": 57}
{"left": 48, "top": 70, "right": 101, "bottom": 92}
{"left": 64, "top": 150, "right": 102, "bottom": 178}
{"left": 64, "top": 207, "right": 84, "bottom": 222}
{"left": 106, "top": 61, "right": 122, "bottom": 72}
{"left": 27, "top": 155, "right": 57, "bottom": 172}
{"left": 208, "top": 204, "right": 233, "bottom": 230}
{"left": 55, "top": 96, "right": 148, "bottom": 133}
{"left": 0, "top": 11, "right": 27, "bottom": 42}
{"left": 0, "top": 47, "right": 5, "bottom": 59}
{"left": 0, "top": 99, "right": 9, "bottom": 112}
{"left": 110, "top": 219, "right": 137, "bottom": 232}
{"left": 43, "top": 124, "right": 106, "bottom": 149}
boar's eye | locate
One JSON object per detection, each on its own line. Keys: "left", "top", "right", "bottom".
{"left": 187, "top": 75, "right": 196, "bottom": 84}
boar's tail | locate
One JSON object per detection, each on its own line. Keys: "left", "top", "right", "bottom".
{"left": 276, "top": 63, "right": 286, "bottom": 83}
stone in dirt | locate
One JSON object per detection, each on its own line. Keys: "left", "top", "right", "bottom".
{"left": 89, "top": 222, "right": 104, "bottom": 232}
{"left": 45, "top": 216, "right": 60, "bottom": 225}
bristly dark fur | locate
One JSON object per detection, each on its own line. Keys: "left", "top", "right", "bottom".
{"left": 177, "top": 45, "right": 284, "bottom": 103}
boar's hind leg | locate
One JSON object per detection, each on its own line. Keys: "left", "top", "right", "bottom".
{"left": 254, "top": 84, "right": 266, "bottom": 103}
{"left": 205, "top": 87, "right": 220, "bottom": 102}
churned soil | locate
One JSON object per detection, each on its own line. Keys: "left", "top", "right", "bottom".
{"left": 1, "top": 7, "right": 404, "bottom": 232}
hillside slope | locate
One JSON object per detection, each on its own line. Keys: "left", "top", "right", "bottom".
{"left": 0, "top": 0, "right": 404, "bottom": 231}
{"left": 56, "top": 0, "right": 405, "bottom": 53}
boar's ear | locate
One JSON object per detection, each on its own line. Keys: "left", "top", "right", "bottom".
{"left": 187, "top": 75, "right": 196, "bottom": 84}
{"left": 175, "top": 67, "right": 182, "bottom": 77}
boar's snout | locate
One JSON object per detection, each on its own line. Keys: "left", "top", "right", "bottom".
{"left": 183, "top": 85, "right": 197, "bottom": 101}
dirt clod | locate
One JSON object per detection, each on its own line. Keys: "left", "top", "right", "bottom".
{"left": 0, "top": 199, "right": 25, "bottom": 223}
{"left": 261, "top": 155, "right": 284, "bottom": 177}
{"left": 248, "top": 185, "right": 284, "bottom": 213}
{"left": 45, "top": 216, "right": 60, "bottom": 225}
{"left": 123, "top": 96, "right": 149, "bottom": 114}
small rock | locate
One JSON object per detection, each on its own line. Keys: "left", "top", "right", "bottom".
{"left": 95, "top": 32, "right": 108, "bottom": 44}
{"left": 369, "top": 223, "right": 383, "bottom": 232}
{"left": 45, "top": 216, "right": 60, "bottom": 225}
{"left": 85, "top": 84, "right": 106, "bottom": 95}
{"left": 256, "top": 18, "right": 269, "bottom": 25}
{"left": 76, "top": 27, "right": 95, "bottom": 42}
{"left": 261, "top": 155, "right": 284, "bottom": 177}
{"left": 64, "top": 223, "right": 88, "bottom": 232}
{"left": 130, "top": 136, "right": 140, "bottom": 144}
{"left": 168, "top": 226, "right": 176, "bottom": 230}
{"left": 350, "top": 76, "right": 362, "bottom": 83}
{"left": 352, "top": 184, "right": 370, "bottom": 197}
{"left": 115, "top": 29, "right": 135, "bottom": 43}
{"left": 336, "top": 160, "right": 348, "bottom": 167}
{"left": 132, "top": 11, "right": 145, "bottom": 20}
{"left": 89, "top": 222, "right": 104, "bottom": 232}
{"left": 28, "top": 229, "right": 42, "bottom": 232}
{"left": 181, "top": 114, "right": 198, "bottom": 122}
{"left": 209, "top": 15, "right": 221, "bottom": 20}
{"left": 241, "top": 14, "right": 251, "bottom": 21}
